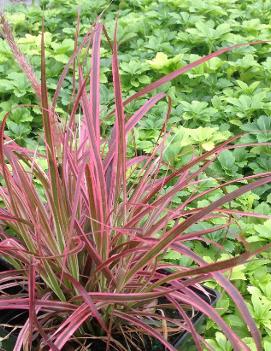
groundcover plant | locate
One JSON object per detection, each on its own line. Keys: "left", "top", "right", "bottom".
{"left": 0, "top": 14, "right": 270, "bottom": 351}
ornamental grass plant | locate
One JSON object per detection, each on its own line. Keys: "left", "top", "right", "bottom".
{"left": 0, "top": 14, "right": 270, "bottom": 351}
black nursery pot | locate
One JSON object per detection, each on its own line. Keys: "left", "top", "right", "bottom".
{"left": 89, "top": 276, "right": 219, "bottom": 351}
{"left": 150, "top": 269, "right": 220, "bottom": 351}
{"left": 90, "top": 284, "right": 219, "bottom": 351}
{"left": 159, "top": 285, "right": 219, "bottom": 351}
{"left": 0, "top": 259, "right": 219, "bottom": 351}
{"left": 0, "top": 257, "right": 28, "bottom": 351}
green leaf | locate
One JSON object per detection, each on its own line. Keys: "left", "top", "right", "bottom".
{"left": 54, "top": 54, "right": 70, "bottom": 64}
{"left": 147, "top": 52, "right": 169, "bottom": 70}
{"left": 242, "top": 116, "right": 271, "bottom": 142}
{"left": 230, "top": 265, "right": 247, "bottom": 281}
{"left": 218, "top": 150, "right": 235, "bottom": 170}
{"left": 6, "top": 12, "right": 26, "bottom": 26}
{"left": 0, "top": 79, "right": 14, "bottom": 92}
{"left": 255, "top": 220, "right": 271, "bottom": 240}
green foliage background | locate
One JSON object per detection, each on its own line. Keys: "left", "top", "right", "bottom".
{"left": 1, "top": 0, "right": 271, "bottom": 349}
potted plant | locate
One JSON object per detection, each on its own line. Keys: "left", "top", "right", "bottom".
{"left": 0, "top": 15, "right": 270, "bottom": 350}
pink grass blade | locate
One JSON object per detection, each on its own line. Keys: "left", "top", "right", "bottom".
{"left": 0, "top": 16, "right": 61, "bottom": 138}
{"left": 126, "top": 140, "right": 169, "bottom": 217}
{"left": 188, "top": 171, "right": 271, "bottom": 208}
{"left": 142, "top": 166, "right": 191, "bottom": 233}
{"left": 0, "top": 15, "right": 41, "bottom": 100}
{"left": 168, "top": 297, "right": 203, "bottom": 351}
{"left": 154, "top": 242, "right": 271, "bottom": 288}
{"left": 172, "top": 243, "right": 262, "bottom": 351}
{"left": 127, "top": 158, "right": 212, "bottom": 228}
{"left": 62, "top": 156, "right": 88, "bottom": 281}
{"left": 0, "top": 298, "right": 75, "bottom": 312}
{"left": 40, "top": 19, "right": 67, "bottom": 252}
{"left": 40, "top": 19, "right": 57, "bottom": 158}
{"left": 169, "top": 288, "right": 250, "bottom": 351}
{"left": 114, "top": 310, "right": 177, "bottom": 351}
{"left": 111, "top": 19, "right": 127, "bottom": 217}
{"left": 52, "top": 25, "right": 94, "bottom": 108}
{"left": 125, "top": 176, "right": 271, "bottom": 283}
{"left": 80, "top": 65, "right": 108, "bottom": 256}
{"left": 104, "top": 94, "right": 167, "bottom": 208}
{"left": 217, "top": 208, "right": 271, "bottom": 219}
{"left": 171, "top": 224, "right": 227, "bottom": 242}
{"left": 0, "top": 210, "right": 30, "bottom": 224}
{"left": 52, "top": 305, "right": 92, "bottom": 350}
{"left": 6, "top": 152, "right": 57, "bottom": 251}
{"left": 123, "top": 41, "right": 269, "bottom": 106}
{"left": 143, "top": 171, "right": 271, "bottom": 233}
{"left": 95, "top": 247, "right": 146, "bottom": 274}
{"left": 67, "top": 8, "right": 81, "bottom": 115}
{"left": 63, "top": 272, "right": 108, "bottom": 332}
{"left": 34, "top": 318, "right": 60, "bottom": 351}
{"left": 14, "top": 293, "right": 51, "bottom": 351}
{"left": 71, "top": 290, "right": 177, "bottom": 304}
{"left": 0, "top": 114, "right": 36, "bottom": 250}
{"left": 126, "top": 156, "right": 149, "bottom": 168}
{"left": 104, "top": 92, "right": 166, "bottom": 171}
{"left": 75, "top": 220, "right": 111, "bottom": 282}
{"left": 129, "top": 136, "right": 271, "bottom": 228}
{"left": 90, "top": 22, "right": 103, "bottom": 144}
{"left": 0, "top": 239, "right": 30, "bottom": 264}
{"left": 85, "top": 164, "right": 107, "bottom": 258}
{"left": 128, "top": 134, "right": 241, "bottom": 224}
{"left": 62, "top": 71, "right": 88, "bottom": 191}
{"left": 28, "top": 257, "right": 36, "bottom": 349}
